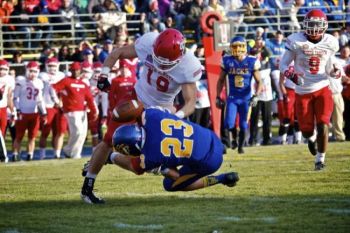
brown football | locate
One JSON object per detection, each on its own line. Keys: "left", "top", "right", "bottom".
{"left": 112, "top": 99, "right": 144, "bottom": 122}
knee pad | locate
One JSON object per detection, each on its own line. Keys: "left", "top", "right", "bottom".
{"left": 163, "top": 178, "right": 175, "bottom": 192}
{"left": 317, "top": 123, "right": 328, "bottom": 136}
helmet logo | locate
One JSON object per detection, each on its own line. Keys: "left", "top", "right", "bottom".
{"left": 115, "top": 144, "right": 130, "bottom": 155}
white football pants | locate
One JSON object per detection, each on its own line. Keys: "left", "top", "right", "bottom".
{"left": 63, "top": 111, "right": 88, "bottom": 159}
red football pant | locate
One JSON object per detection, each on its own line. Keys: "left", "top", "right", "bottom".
{"left": 295, "top": 86, "right": 333, "bottom": 133}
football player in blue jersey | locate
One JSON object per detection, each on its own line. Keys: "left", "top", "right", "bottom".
{"left": 109, "top": 108, "right": 239, "bottom": 192}
{"left": 216, "top": 36, "right": 263, "bottom": 154}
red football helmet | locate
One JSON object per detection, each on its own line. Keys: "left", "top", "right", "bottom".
{"left": 46, "top": 57, "right": 59, "bottom": 74}
{"left": 0, "top": 59, "right": 9, "bottom": 77}
{"left": 26, "top": 61, "right": 40, "bottom": 80}
{"left": 152, "top": 28, "right": 186, "bottom": 72}
{"left": 303, "top": 9, "right": 328, "bottom": 39}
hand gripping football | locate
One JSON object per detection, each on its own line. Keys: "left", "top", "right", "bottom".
{"left": 112, "top": 99, "right": 144, "bottom": 122}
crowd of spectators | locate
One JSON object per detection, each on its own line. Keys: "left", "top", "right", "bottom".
{"left": 0, "top": 0, "right": 350, "bottom": 161}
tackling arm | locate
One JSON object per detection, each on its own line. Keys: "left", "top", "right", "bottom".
{"left": 102, "top": 45, "right": 138, "bottom": 73}
{"left": 176, "top": 82, "right": 197, "bottom": 118}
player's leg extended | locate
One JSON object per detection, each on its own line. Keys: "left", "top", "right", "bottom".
{"left": 237, "top": 100, "right": 250, "bottom": 153}
{"left": 225, "top": 99, "right": 238, "bottom": 149}
{"left": 295, "top": 92, "right": 317, "bottom": 155}
{"left": 163, "top": 138, "right": 239, "bottom": 191}
{"left": 314, "top": 87, "right": 334, "bottom": 170}
{"left": 26, "top": 113, "right": 40, "bottom": 161}
{"left": 39, "top": 108, "right": 55, "bottom": 159}
{"left": 81, "top": 119, "right": 125, "bottom": 204}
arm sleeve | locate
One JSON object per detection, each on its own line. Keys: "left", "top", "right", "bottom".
{"left": 85, "top": 87, "right": 98, "bottom": 115}
{"left": 13, "top": 82, "right": 21, "bottom": 110}
{"left": 279, "top": 49, "right": 295, "bottom": 73}
{"left": 36, "top": 84, "right": 47, "bottom": 115}
{"left": 52, "top": 78, "right": 66, "bottom": 93}
{"left": 134, "top": 32, "right": 158, "bottom": 62}
{"left": 100, "top": 91, "right": 108, "bottom": 117}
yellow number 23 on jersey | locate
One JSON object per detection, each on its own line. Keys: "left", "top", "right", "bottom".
{"left": 160, "top": 119, "right": 194, "bottom": 158}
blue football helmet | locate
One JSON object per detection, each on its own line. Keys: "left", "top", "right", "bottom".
{"left": 230, "top": 36, "right": 247, "bottom": 57}
{"left": 112, "top": 124, "right": 145, "bottom": 156}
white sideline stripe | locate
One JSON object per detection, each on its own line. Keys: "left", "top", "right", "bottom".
{"left": 325, "top": 209, "right": 350, "bottom": 215}
{"left": 114, "top": 223, "right": 163, "bottom": 230}
{"left": 219, "top": 216, "right": 277, "bottom": 224}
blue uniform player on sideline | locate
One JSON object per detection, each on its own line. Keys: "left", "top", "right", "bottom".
{"left": 216, "top": 36, "right": 262, "bottom": 154}
{"left": 109, "top": 108, "right": 239, "bottom": 192}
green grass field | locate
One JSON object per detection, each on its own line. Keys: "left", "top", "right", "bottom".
{"left": 1, "top": 142, "right": 350, "bottom": 233}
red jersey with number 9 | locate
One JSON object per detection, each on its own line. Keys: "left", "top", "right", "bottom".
{"left": 283, "top": 32, "right": 339, "bottom": 94}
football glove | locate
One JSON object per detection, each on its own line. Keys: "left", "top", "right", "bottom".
{"left": 249, "top": 95, "right": 258, "bottom": 107}
{"left": 216, "top": 96, "right": 225, "bottom": 109}
{"left": 97, "top": 73, "right": 111, "bottom": 92}
{"left": 330, "top": 64, "right": 341, "bottom": 79}
{"left": 284, "top": 69, "right": 304, "bottom": 86}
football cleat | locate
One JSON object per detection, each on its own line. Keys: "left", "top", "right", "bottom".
{"left": 314, "top": 162, "right": 325, "bottom": 171}
{"left": 238, "top": 147, "right": 245, "bottom": 154}
{"left": 222, "top": 172, "right": 240, "bottom": 187}
{"left": 81, "top": 177, "right": 105, "bottom": 204}
{"left": 26, "top": 154, "right": 33, "bottom": 161}
{"left": 307, "top": 140, "right": 317, "bottom": 156}
{"left": 80, "top": 190, "right": 105, "bottom": 204}
{"left": 231, "top": 140, "right": 238, "bottom": 150}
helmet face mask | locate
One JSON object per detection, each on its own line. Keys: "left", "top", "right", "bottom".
{"left": 303, "top": 9, "right": 328, "bottom": 39}
{"left": 112, "top": 124, "right": 145, "bottom": 156}
{"left": 230, "top": 36, "right": 247, "bottom": 58}
{"left": 152, "top": 28, "right": 185, "bottom": 72}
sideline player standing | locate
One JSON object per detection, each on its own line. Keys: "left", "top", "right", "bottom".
{"left": 81, "top": 28, "right": 202, "bottom": 204}
{"left": 279, "top": 9, "right": 342, "bottom": 170}
{"left": 216, "top": 36, "right": 262, "bottom": 154}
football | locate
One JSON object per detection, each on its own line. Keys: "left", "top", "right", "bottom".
{"left": 112, "top": 99, "right": 144, "bottom": 122}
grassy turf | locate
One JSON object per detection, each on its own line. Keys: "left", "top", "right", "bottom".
{"left": 0, "top": 142, "right": 349, "bottom": 233}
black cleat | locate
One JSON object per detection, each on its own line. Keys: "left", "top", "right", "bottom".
{"left": 26, "top": 154, "right": 32, "bottom": 161}
{"left": 231, "top": 141, "right": 238, "bottom": 150}
{"left": 81, "top": 177, "right": 105, "bottom": 204}
{"left": 308, "top": 140, "right": 317, "bottom": 156}
{"left": 222, "top": 172, "right": 240, "bottom": 187}
{"left": 81, "top": 189, "right": 105, "bottom": 204}
{"left": 314, "top": 162, "right": 325, "bottom": 171}
{"left": 238, "top": 147, "right": 245, "bottom": 154}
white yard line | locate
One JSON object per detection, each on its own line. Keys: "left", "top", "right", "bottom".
{"left": 114, "top": 223, "right": 163, "bottom": 230}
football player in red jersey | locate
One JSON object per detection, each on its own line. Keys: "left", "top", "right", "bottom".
{"left": 13, "top": 61, "right": 47, "bottom": 161}
{"left": 81, "top": 29, "right": 202, "bottom": 204}
{"left": 279, "top": 9, "right": 343, "bottom": 170}
{"left": 53, "top": 62, "right": 98, "bottom": 159}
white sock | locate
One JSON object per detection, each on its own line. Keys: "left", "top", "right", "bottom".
{"left": 280, "top": 134, "right": 287, "bottom": 143}
{"left": 86, "top": 172, "right": 97, "bottom": 179}
{"left": 295, "top": 131, "right": 302, "bottom": 142}
{"left": 54, "top": 150, "right": 61, "bottom": 158}
{"left": 315, "top": 152, "right": 325, "bottom": 163}
{"left": 309, "top": 131, "right": 317, "bottom": 142}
